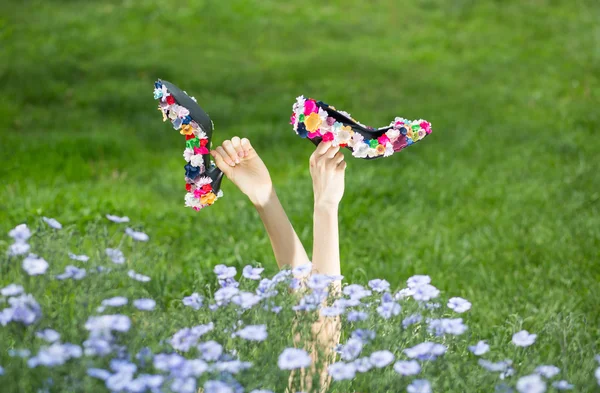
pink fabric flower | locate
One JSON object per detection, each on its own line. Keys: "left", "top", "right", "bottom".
{"left": 322, "top": 132, "right": 334, "bottom": 142}
{"left": 377, "top": 135, "right": 390, "bottom": 145}
{"left": 195, "top": 146, "right": 209, "bottom": 155}
{"left": 392, "top": 135, "right": 408, "bottom": 152}
{"left": 304, "top": 100, "right": 318, "bottom": 115}
{"left": 194, "top": 188, "right": 208, "bottom": 198}
{"left": 420, "top": 121, "right": 432, "bottom": 134}
{"left": 394, "top": 120, "right": 405, "bottom": 129}
{"left": 308, "top": 130, "right": 322, "bottom": 139}
{"left": 326, "top": 117, "right": 336, "bottom": 126}
{"left": 290, "top": 113, "right": 296, "bottom": 125}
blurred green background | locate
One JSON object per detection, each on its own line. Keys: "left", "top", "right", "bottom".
{"left": 1, "top": 0, "right": 599, "bottom": 363}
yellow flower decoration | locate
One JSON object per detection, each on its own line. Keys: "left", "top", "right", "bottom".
{"left": 180, "top": 124, "right": 194, "bottom": 136}
{"left": 406, "top": 129, "right": 414, "bottom": 140}
{"left": 304, "top": 112, "right": 322, "bottom": 132}
{"left": 375, "top": 144, "right": 386, "bottom": 155}
{"left": 158, "top": 107, "right": 167, "bottom": 122}
{"left": 200, "top": 192, "right": 217, "bottom": 205}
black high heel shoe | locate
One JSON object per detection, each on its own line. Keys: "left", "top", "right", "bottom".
{"left": 154, "top": 80, "right": 224, "bottom": 211}
{"left": 290, "top": 96, "right": 432, "bottom": 159}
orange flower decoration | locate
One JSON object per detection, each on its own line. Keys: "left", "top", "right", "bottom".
{"left": 304, "top": 112, "right": 322, "bottom": 132}
{"left": 375, "top": 144, "right": 386, "bottom": 155}
{"left": 200, "top": 192, "right": 217, "bottom": 205}
{"left": 180, "top": 124, "right": 194, "bottom": 136}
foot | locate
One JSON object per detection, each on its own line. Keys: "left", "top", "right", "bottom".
{"left": 210, "top": 137, "right": 273, "bottom": 207}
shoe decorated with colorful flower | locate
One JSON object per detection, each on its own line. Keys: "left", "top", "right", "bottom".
{"left": 290, "top": 96, "right": 432, "bottom": 159}
{"left": 154, "top": 80, "right": 224, "bottom": 211}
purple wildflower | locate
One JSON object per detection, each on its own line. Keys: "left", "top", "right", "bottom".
{"left": 235, "top": 325, "right": 268, "bottom": 341}
{"left": 404, "top": 342, "right": 447, "bottom": 361}
{"left": 368, "top": 279, "right": 390, "bottom": 293}
{"left": 1, "top": 284, "right": 24, "bottom": 297}
{"left": 87, "top": 368, "right": 111, "bottom": 380}
{"left": 56, "top": 265, "right": 86, "bottom": 280}
{"left": 106, "top": 214, "right": 130, "bottom": 223}
{"left": 22, "top": 254, "right": 49, "bottom": 276}
{"left": 307, "top": 274, "right": 334, "bottom": 290}
{"left": 516, "top": 374, "right": 546, "bottom": 393}
{"left": 105, "top": 248, "right": 125, "bottom": 264}
{"left": 369, "top": 350, "right": 394, "bottom": 368}
{"left": 256, "top": 279, "right": 277, "bottom": 298}
{"left": 402, "top": 313, "right": 423, "bottom": 328}
{"left": 278, "top": 348, "right": 311, "bottom": 370}
{"left": 352, "top": 357, "right": 372, "bottom": 373}
{"left": 412, "top": 284, "right": 440, "bottom": 301}
{"left": 9, "top": 224, "right": 31, "bottom": 242}
{"left": 28, "top": 343, "right": 82, "bottom": 368}
{"left": 377, "top": 302, "right": 401, "bottom": 319}
{"left": 351, "top": 329, "right": 376, "bottom": 343}
{"left": 42, "top": 217, "right": 62, "bottom": 229}
{"left": 292, "top": 262, "right": 312, "bottom": 278}
{"left": 36, "top": 329, "right": 61, "bottom": 343}
{"left": 478, "top": 359, "right": 513, "bottom": 372}
{"left": 407, "top": 275, "right": 431, "bottom": 288}
{"left": 347, "top": 311, "right": 368, "bottom": 322}
{"left": 427, "top": 318, "right": 468, "bottom": 336}
{"left": 242, "top": 265, "right": 264, "bottom": 280}
{"left": 204, "top": 380, "right": 233, "bottom": 393}
{"left": 394, "top": 360, "right": 421, "bottom": 376}
{"left": 407, "top": 379, "right": 432, "bottom": 393}
{"left": 125, "top": 227, "right": 149, "bottom": 242}
{"left": 512, "top": 330, "right": 537, "bottom": 347}
{"left": 214, "top": 287, "right": 240, "bottom": 306}
{"left": 198, "top": 341, "right": 223, "bottom": 361}
{"left": 183, "top": 293, "right": 203, "bottom": 310}
{"left": 133, "top": 298, "right": 156, "bottom": 311}
{"left": 214, "top": 360, "right": 251, "bottom": 374}
{"left": 468, "top": 340, "right": 490, "bottom": 356}
{"left": 328, "top": 362, "right": 356, "bottom": 381}
{"left": 85, "top": 315, "right": 131, "bottom": 339}
{"left": 551, "top": 380, "right": 573, "bottom": 390}
{"left": 214, "top": 264, "right": 237, "bottom": 280}
{"left": 153, "top": 353, "right": 186, "bottom": 371}
{"left": 68, "top": 252, "right": 89, "bottom": 262}
{"left": 128, "top": 269, "right": 150, "bottom": 282}
{"left": 448, "top": 297, "right": 472, "bottom": 313}
{"left": 83, "top": 337, "right": 113, "bottom": 356}
{"left": 8, "top": 242, "right": 30, "bottom": 256}
{"left": 343, "top": 284, "right": 372, "bottom": 300}
{"left": 340, "top": 338, "right": 363, "bottom": 361}
{"left": 535, "top": 365, "right": 560, "bottom": 378}
{"left": 232, "top": 292, "right": 261, "bottom": 309}
{"left": 7, "top": 294, "right": 42, "bottom": 325}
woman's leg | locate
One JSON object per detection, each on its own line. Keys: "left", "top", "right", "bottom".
{"left": 309, "top": 141, "right": 345, "bottom": 279}
{"left": 211, "top": 137, "right": 310, "bottom": 270}
{"left": 305, "top": 141, "right": 347, "bottom": 392}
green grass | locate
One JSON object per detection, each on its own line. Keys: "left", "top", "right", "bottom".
{"left": 0, "top": 0, "right": 599, "bottom": 390}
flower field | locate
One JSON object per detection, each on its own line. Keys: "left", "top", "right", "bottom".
{"left": 1, "top": 0, "right": 599, "bottom": 392}
{"left": 1, "top": 217, "right": 599, "bottom": 392}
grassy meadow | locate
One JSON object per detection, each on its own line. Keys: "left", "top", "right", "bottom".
{"left": 0, "top": 0, "right": 599, "bottom": 391}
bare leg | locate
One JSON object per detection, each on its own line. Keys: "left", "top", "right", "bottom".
{"left": 211, "top": 137, "right": 310, "bottom": 269}
{"left": 304, "top": 141, "right": 346, "bottom": 392}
